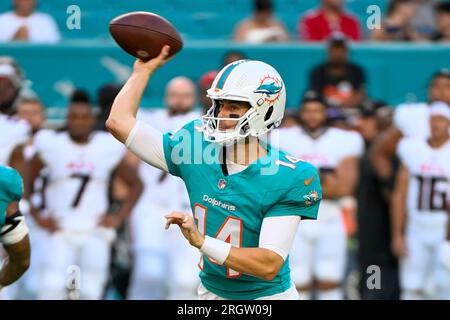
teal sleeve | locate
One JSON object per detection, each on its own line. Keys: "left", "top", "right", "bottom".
{"left": 162, "top": 120, "right": 201, "bottom": 179}
{"left": 163, "top": 131, "right": 183, "bottom": 178}
{"left": 266, "top": 169, "right": 322, "bottom": 219}
{"left": 0, "top": 168, "right": 23, "bottom": 226}
{"left": 9, "top": 170, "right": 23, "bottom": 201}
{"left": 0, "top": 167, "right": 23, "bottom": 201}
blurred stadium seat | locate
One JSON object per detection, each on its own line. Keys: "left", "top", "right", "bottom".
{"left": 0, "top": 0, "right": 448, "bottom": 115}
{"left": 0, "top": 0, "right": 388, "bottom": 40}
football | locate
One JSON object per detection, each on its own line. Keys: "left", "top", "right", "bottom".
{"left": 109, "top": 11, "right": 183, "bottom": 61}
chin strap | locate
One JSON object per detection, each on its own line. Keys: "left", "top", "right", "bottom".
{"left": 220, "top": 145, "right": 229, "bottom": 176}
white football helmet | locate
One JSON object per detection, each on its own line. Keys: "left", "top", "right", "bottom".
{"left": 201, "top": 60, "right": 286, "bottom": 146}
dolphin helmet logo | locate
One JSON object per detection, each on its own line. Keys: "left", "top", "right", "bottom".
{"left": 254, "top": 75, "right": 283, "bottom": 103}
{"left": 254, "top": 82, "right": 283, "bottom": 96}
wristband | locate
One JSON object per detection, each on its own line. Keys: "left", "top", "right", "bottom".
{"left": 200, "top": 236, "right": 232, "bottom": 265}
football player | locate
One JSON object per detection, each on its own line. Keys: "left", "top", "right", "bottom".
{"left": 5, "top": 97, "right": 46, "bottom": 299}
{"left": 391, "top": 102, "right": 450, "bottom": 300}
{"left": 0, "top": 166, "right": 31, "bottom": 292}
{"left": 106, "top": 46, "right": 322, "bottom": 300}
{"left": 26, "top": 101, "right": 143, "bottom": 300}
{"left": 0, "top": 57, "right": 30, "bottom": 169}
{"left": 278, "top": 92, "right": 363, "bottom": 299}
{"left": 370, "top": 70, "right": 450, "bottom": 192}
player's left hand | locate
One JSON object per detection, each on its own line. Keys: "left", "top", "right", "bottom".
{"left": 98, "top": 214, "right": 123, "bottom": 229}
{"left": 165, "top": 212, "right": 205, "bottom": 249}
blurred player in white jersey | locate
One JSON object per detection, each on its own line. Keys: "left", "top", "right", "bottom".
{"left": 391, "top": 102, "right": 450, "bottom": 300}
{"left": 5, "top": 97, "right": 46, "bottom": 299}
{"left": 26, "top": 101, "right": 143, "bottom": 300}
{"left": 0, "top": 57, "right": 30, "bottom": 169}
{"left": 371, "top": 70, "right": 450, "bottom": 189}
{"left": 278, "top": 92, "right": 363, "bottom": 299}
{"left": 128, "top": 76, "right": 201, "bottom": 299}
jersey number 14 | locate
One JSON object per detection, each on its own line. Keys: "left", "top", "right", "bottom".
{"left": 194, "top": 204, "right": 243, "bottom": 278}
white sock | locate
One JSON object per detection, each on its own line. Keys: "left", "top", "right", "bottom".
{"left": 317, "top": 288, "right": 343, "bottom": 300}
{"left": 297, "top": 289, "right": 312, "bottom": 300}
{"left": 401, "top": 290, "right": 425, "bottom": 300}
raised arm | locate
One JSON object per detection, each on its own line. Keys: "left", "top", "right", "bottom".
{"left": 106, "top": 46, "right": 171, "bottom": 172}
{"left": 105, "top": 45, "right": 171, "bottom": 143}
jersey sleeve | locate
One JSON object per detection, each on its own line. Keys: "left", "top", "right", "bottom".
{"left": 10, "top": 118, "right": 30, "bottom": 146}
{"left": 265, "top": 164, "right": 322, "bottom": 220}
{"left": 396, "top": 137, "right": 413, "bottom": 164}
{"left": 393, "top": 104, "right": 405, "bottom": 132}
{"left": 125, "top": 120, "right": 169, "bottom": 172}
{"left": 9, "top": 169, "right": 23, "bottom": 201}
{"left": 0, "top": 167, "right": 23, "bottom": 202}
{"left": 259, "top": 215, "right": 301, "bottom": 261}
{"left": 335, "top": 129, "right": 364, "bottom": 160}
{"left": 162, "top": 120, "right": 200, "bottom": 179}
{"left": 32, "top": 129, "right": 55, "bottom": 163}
{"left": 393, "top": 103, "right": 421, "bottom": 137}
{"left": 346, "top": 131, "right": 365, "bottom": 158}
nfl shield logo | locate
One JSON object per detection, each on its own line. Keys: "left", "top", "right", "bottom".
{"left": 218, "top": 178, "right": 227, "bottom": 190}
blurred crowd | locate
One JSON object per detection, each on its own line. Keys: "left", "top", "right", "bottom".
{"left": 0, "top": 0, "right": 450, "bottom": 301}
{"left": 0, "top": 0, "right": 450, "bottom": 44}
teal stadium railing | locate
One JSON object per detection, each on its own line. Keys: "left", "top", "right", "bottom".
{"left": 1, "top": 1, "right": 449, "bottom": 119}
{"left": 2, "top": 42, "right": 449, "bottom": 118}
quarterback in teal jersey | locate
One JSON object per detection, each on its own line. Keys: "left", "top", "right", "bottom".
{"left": 0, "top": 166, "right": 30, "bottom": 290}
{"left": 106, "top": 46, "right": 322, "bottom": 299}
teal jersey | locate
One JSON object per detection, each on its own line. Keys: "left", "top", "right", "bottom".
{"left": 163, "top": 120, "right": 322, "bottom": 299}
{"left": 0, "top": 166, "right": 23, "bottom": 227}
